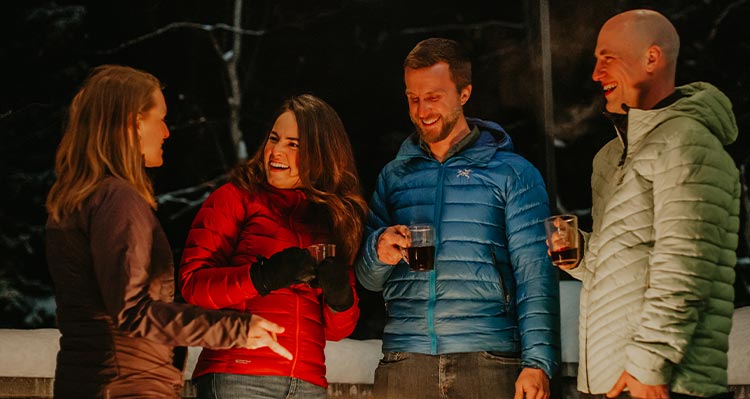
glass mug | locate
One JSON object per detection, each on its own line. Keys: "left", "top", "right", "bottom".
{"left": 406, "top": 224, "right": 435, "bottom": 272}
{"left": 307, "top": 243, "right": 336, "bottom": 263}
{"left": 544, "top": 214, "right": 580, "bottom": 268}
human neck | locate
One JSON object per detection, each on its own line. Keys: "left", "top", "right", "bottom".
{"left": 640, "top": 79, "right": 676, "bottom": 110}
{"left": 428, "top": 119, "right": 471, "bottom": 162}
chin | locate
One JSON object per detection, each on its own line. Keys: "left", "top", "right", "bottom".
{"left": 145, "top": 160, "right": 163, "bottom": 168}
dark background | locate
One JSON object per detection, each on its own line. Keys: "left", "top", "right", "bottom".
{"left": 1, "top": 0, "right": 748, "bottom": 337}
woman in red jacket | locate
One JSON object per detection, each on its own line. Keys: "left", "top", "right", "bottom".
{"left": 179, "top": 94, "right": 368, "bottom": 398}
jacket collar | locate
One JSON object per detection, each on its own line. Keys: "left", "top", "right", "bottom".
{"left": 395, "top": 117, "right": 514, "bottom": 165}
{"left": 261, "top": 183, "right": 308, "bottom": 214}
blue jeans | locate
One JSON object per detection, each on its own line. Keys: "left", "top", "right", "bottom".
{"left": 579, "top": 392, "right": 735, "bottom": 399}
{"left": 373, "top": 351, "right": 522, "bottom": 399}
{"left": 195, "top": 373, "right": 327, "bottom": 399}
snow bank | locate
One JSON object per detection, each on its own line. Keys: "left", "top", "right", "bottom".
{"left": 1, "top": 281, "right": 747, "bottom": 386}
{"left": 183, "top": 339, "right": 383, "bottom": 383}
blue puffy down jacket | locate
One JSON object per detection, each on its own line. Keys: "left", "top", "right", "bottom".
{"left": 355, "top": 118, "right": 560, "bottom": 377}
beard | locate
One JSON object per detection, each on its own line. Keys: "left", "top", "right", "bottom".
{"left": 413, "top": 104, "right": 463, "bottom": 144}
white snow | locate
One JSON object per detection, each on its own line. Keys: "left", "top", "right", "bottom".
{"left": 1, "top": 281, "right": 747, "bottom": 386}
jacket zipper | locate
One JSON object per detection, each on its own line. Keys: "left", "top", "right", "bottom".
{"left": 585, "top": 305, "right": 591, "bottom": 392}
{"left": 290, "top": 191, "right": 302, "bottom": 376}
{"left": 291, "top": 191, "right": 302, "bottom": 245}
{"left": 428, "top": 163, "right": 446, "bottom": 354}
{"left": 291, "top": 294, "right": 300, "bottom": 375}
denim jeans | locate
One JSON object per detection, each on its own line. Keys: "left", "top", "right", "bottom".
{"left": 195, "top": 373, "right": 327, "bottom": 399}
{"left": 373, "top": 351, "right": 522, "bottom": 399}
{"left": 578, "top": 392, "right": 735, "bottom": 399}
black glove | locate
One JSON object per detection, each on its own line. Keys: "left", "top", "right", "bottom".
{"left": 317, "top": 256, "right": 354, "bottom": 312}
{"left": 250, "top": 247, "right": 316, "bottom": 296}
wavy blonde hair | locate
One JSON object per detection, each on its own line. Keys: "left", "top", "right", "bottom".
{"left": 46, "top": 65, "right": 161, "bottom": 223}
{"left": 232, "top": 94, "right": 368, "bottom": 264}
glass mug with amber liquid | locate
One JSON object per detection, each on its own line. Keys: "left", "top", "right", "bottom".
{"left": 544, "top": 214, "right": 580, "bottom": 269}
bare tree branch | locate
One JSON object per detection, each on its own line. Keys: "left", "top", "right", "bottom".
{"left": 97, "top": 21, "right": 265, "bottom": 55}
{"left": 708, "top": 0, "right": 748, "bottom": 41}
{"left": 156, "top": 173, "right": 229, "bottom": 220}
{"left": 156, "top": 174, "right": 227, "bottom": 203}
{"left": 227, "top": 0, "right": 246, "bottom": 160}
{"left": 400, "top": 20, "right": 524, "bottom": 35}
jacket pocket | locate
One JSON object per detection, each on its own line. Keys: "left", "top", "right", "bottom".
{"left": 480, "top": 351, "right": 522, "bottom": 365}
{"left": 490, "top": 249, "right": 510, "bottom": 313}
{"left": 378, "top": 351, "right": 409, "bottom": 366}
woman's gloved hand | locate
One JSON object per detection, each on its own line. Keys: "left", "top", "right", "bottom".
{"left": 317, "top": 257, "right": 354, "bottom": 311}
{"left": 250, "top": 247, "right": 316, "bottom": 296}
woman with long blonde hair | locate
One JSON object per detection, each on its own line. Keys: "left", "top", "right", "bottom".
{"left": 46, "top": 64, "right": 291, "bottom": 399}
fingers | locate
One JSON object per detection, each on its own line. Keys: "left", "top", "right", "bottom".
{"left": 246, "top": 315, "right": 293, "bottom": 360}
{"left": 515, "top": 368, "right": 549, "bottom": 399}
{"left": 266, "top": 339, "right": 293, "bottom": 360}
{"left": 253, "top": 315, "right": 285, "bottom": 335}
{"left": 376, "top": 225, "right": 411, "bottom": 265}
{"left": 514, "top": 380, "right": 544, "bottom": 399}
{"left": 536, "top": 385, "right": 549, "bottom": 399}
{"left": 606, "top": 371, "right": 627, "bottom": 398}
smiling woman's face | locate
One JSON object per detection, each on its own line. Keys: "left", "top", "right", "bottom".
{"left": 263, "top": 110, "right": 301, "bottom": 189}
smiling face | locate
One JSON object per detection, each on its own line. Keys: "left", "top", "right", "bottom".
{"left": 405, "top": 62, "right": 471, "bottom": 144}
{"left": 592, "top": 11, "right": 680, "bottom": 113}
{"left": 263, "top": 110, "right": 301, "bottom": 189}
{"left": 138, "top": 89, "right": 170, "bottom": 167}
{"left": 591, "top": 21, "right": 654, "bottom": 114}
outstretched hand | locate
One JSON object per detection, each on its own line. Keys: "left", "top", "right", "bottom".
{"left": 245, "top": 315, "right": 292, "bottom": 360}
{"left": 607, "top": 370, "right": 669, "bottom": 399}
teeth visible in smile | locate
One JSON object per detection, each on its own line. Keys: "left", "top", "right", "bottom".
{"left": 603, "top": 83, "right": 617, "bottom": 92}
{"left": 270, "top": 161, "right": 289, "bottom": 169}
{"left": 422, "top": 117, "right": 439, "bottom": 125}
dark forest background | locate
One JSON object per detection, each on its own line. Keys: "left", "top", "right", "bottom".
{"left": 2, "top": 0, "right": 749, "bottom": 338}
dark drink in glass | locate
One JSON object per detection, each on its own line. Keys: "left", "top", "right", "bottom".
{"left": 407, "top": 245, "right": 435, "bottom": 272}
{"left": 544, "top": 214, "right": 580, "bottom": 270}
{"left": 406, "top": 224, "right": 435, "bottom": 272}
{"left": 550, "top": 246, "right": 579, "bottom": 267}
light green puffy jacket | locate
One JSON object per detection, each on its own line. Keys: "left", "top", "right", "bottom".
{"left": 569, "top": 82, "right": 740, "bottom": 396}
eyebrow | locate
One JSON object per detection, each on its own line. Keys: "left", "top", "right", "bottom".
{"left": 405, "top": 89, "right": 445, "bottom": 96}
{"left": 270, "top": 131, "right": 299, "bottom": 140}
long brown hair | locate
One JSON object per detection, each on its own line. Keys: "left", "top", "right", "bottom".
{"left": 232, "top": 94, "right": 368, "bottom": 264}
{"left": 46, "top": 65, "right": 161, "bottom": 223}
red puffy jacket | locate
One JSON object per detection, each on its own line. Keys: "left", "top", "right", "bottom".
{"left": 179, "top": 182, "right": 359, "bottom": 388}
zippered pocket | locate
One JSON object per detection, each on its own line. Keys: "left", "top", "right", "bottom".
{"left": 490, "top": 249, "right": 510, "bottom": 313}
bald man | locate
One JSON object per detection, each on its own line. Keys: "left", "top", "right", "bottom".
{"left": 556, "top": 9, "right": 739, "bottom": 399}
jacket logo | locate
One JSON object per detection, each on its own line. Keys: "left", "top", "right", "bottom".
{"left": 457, "top": 169, "right": 472, "bottom": 179}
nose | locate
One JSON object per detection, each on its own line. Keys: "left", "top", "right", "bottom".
{"left": 416, "top": 101, "right": 431, "bottom": 118}
{"left": 163, "top": 125, "right": 170, "bottom": 139}
{"left": 270, "top": 140, "right": 285, "bottom": 155}
{"left": 592, "top": 60, "right": 604, "bottom": 82}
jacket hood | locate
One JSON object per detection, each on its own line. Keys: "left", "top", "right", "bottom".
{"left": 395, "top": 117, "right": 514, "bottom": 162}
{"left": 629, "top": 82, "right": 738, "bottom": 146}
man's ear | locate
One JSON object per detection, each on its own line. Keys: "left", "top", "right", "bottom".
{"left": 645, "top": 45, "right": 662, "bottom": 73}
{"left": 460, "top": 84, "right": 472, "bottom": 105}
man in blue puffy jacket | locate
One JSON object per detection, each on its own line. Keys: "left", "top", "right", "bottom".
{"left": 355, "top": 37, "right": 560, "bottom": 399}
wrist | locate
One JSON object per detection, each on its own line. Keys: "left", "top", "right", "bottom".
{"left": 324, "top": 286, "right": 354, "bottom": 312}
